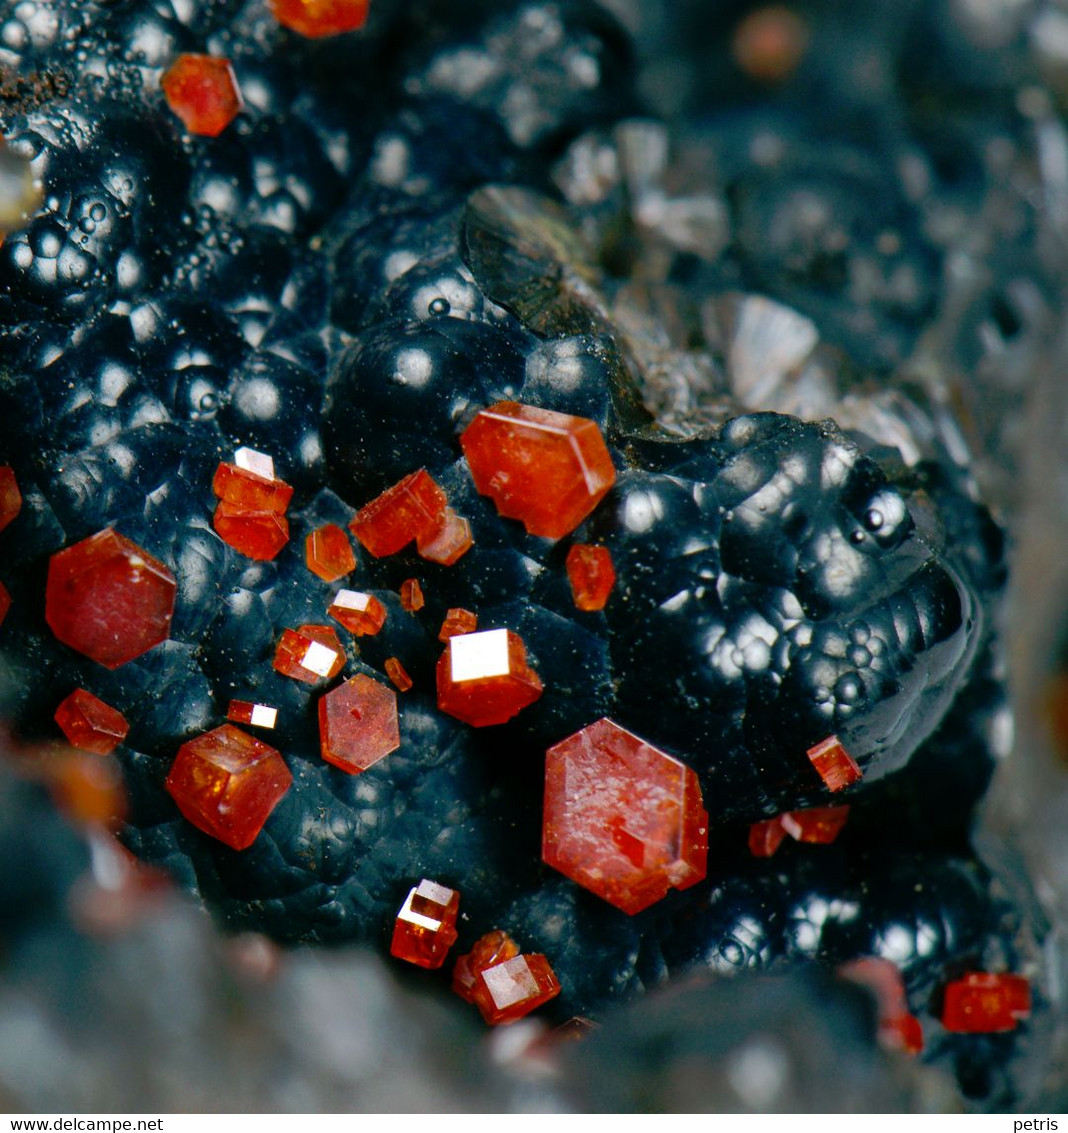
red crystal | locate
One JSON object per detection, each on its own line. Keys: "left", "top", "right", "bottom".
{"left": 0, "top": 580, "right": 9, "bottom": 628}
{"left": 46, "top": 529, "right": 176, "bottom": 669}
{"left": 328, "top": 589, "right": 387, "bottom": 636}
{"left": 384, "top": 657, "right": 413, "bottom": 692}
{"left": 942, "top": 972, "right": 1032, "bottom": 1033}
{"left": 0, "top": 465, "right": 21, "bottom": 533}
{"left": 226, "top": 700, "right": 279, "bottom": 730}
{"left": 305, "top": 524, "right": 356, "bottom": 582}
{"left": 213, "top": 502, "right": 289, "bottom": 561}
{"left": 780, "top": 805, "right": 850, "bottom": 844}
{"left": 213, "top": 460, "right": 293, "bottom": 513}
{"left": 436, "top": 627, "right": 543, "bottom": 727}
{"left": 566, "top": 544, "right": 616, "bottom": 611}
{"left": 471, "top": 953, "right": 561, "bottom": 1025}
{"left": 839, "top": 958, "right": 923, "bottom": 1054}
{"left": 54, "top": 688, "right": 129, "bottom": 755}
{"left": 389, "top": 879, "right": 460, "bottom": 969}
{"left": 318, "top": 673, "right": 400, "bottom": 773}
{"left": 270, "top": 0, "right": 370, "bottom": 38}
{"left": 748, "top": 816, "right": 787, "bottom": 857}
{"left": 806, "top": 735, "right": 862, "bottom": 792}
{"left": 48, "top": 752, "right": 128, "bottom": 830}
{"left": 417, "top": 507, "right": 473, "bottom": 565}
{"left": 165, "top": 724, "right": 292, "bottom": 851}
{"left": 161, "top": 54, "right": 242, "bottom": 137}
{"left": 400, "top": 578, "right": 425, "bottom": 612}
{"left": 543, "top": 717, "right": 708, "bottom": 915}
{"left": 460, "top": 401, "right": 616, "bottom": 539}
{"left": 439, "top": 608, "right": 478, "bottom": 641}
{"left": 273, "top": 625, "right": 345, "bottom": 684}
{"left": 452, "top": 930, "right": 521, "bottom": 1003}
{"left": 349, "top": 469, "right": 447, "bottom": 558}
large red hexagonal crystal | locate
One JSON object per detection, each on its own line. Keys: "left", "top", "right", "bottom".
{"left": 161, "top": 54, "right": 243, "bottom": 138}
{"left": 436, "top": 628, "right": 543, "bottom": 727}
{"left": 165, "top": 724, "right": 292, "bottom": 851}
{"left": 46, "top": 529, "right": 177, "bottom": 669}
{"left": 318, "top": 673, "right": 400, "bottom": 773}
{"left": 460, "top": 401, "right": 616, "bottom": 539}
{"left": 543, "top": 718, "right": 708, "bottom": 915}
{"left": 270, "top": 0, "right": 370, "bottom": 38}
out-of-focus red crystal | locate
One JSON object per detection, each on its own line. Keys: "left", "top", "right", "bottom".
{"left": 806, "top": 734, "right": 862, "bottom": 792}
{"left": 213, "top": 502, "right": 290, "bottom": 561}
{"left": 748, "top": 816, "right": 787, "bottom": 857}
{"left": 566, "top": 544, "right": 616, "bottom": 611}
{"left": 48, "top": 752, "right": 128, "bottom": 830}
{"left": 460, "top": 401, "right": 616, "bottom": 539}
{"left": 439, "top": 608, "right": 477, "bottom": 641}
{"left": 54, "top": 688, "right": 129, "bottom": 755}
{"left": 226, "top": 700, "right": 278, "bottom": 729}
{"left": 161, "top": 54, "right": 242, "bottom": 137}
{"left": 349, "top": 469, "right": 447, "bottom": 558}
{"left": 0, "top": 465, "right": 21, "bottom": 533}
{"left": 839, "top": 957, "right": 923, "bottom": 1054}
{"left": 165, "top": 724, "right": 292, "bottom": 851}
{"left": 389, "top": 879, "right": 460, "bottom": 969}
{"left": 942, "top": 972, "right": 1032, "bottom": 1033}
{"left": 400, "top": 578, "right": 425, "bottom": 612}
{"left": 543, "top": 717, "right": 708, "bottom": 914}
{"left": 305, "top": 523, "right": 356, "bottom": 582}
{"left": 436, "top": 627, "right": 543, "bottom": 726}
{"left": 384, "top": 657, "right": 412, "bottom": 692}
{"left": 0, "top": 580, "right": 9, "bottom": 628}
{"left": 471, "top": 953, "right": 561, "bottom": 1025}
{"left": 269, "top": 0, "right": 370, "bottom": 38}
{"left": 318, "top": 673, "right": 400, "bottom": 773}
{"left": 452, "top": 930, "right": 521, "bottom": 1002}
{"left": 273, "top": 624, "right": 345, "bottom": 684}
{"left": 46, "top": 529, "right": 176, "bottom": 669}
{"left": 417, "top": 507, "right": 473, "bottom": 565}
{"left": 328, "top": 589, "right": 387, "bottom": 636}
{"left": 780, "top": 804, "right": 850, "bottom": 844}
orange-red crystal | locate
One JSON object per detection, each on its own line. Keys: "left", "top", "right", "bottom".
{"left": 452, "top": 930, "right": 521, "bottom": 1002}
{"left": 436, "top": 627, "right": 543, "bottom": 727}
{"left": 213, "top": 461, "right": 294, "bottom": 512}
{"left": 318, "top": 673, "right": 400, "bottom": 773}
{"left": 384, "top": 657, "right": 413, "bottom": 692}
{"left": 470, "top": 953, "right": 561, "bottom": 1025}
{"left": 273, "top": 624, "right": 345, "bottom": 684}
{"left": 748, "top": 816, "right": 788, "bottom": 857}
{"left": 942, "top": 972, "right": 1032, "bottom": 1033}
{"left": 270, "top": 0, "right": 370, "bottom": 38}
{"left": 417, "top": 507, "right": 473, "bottom": 565}
{"left": 328, "top": 589, "right": 387, "bottom": 636}
{"left": 566, "top": 543, "right": 616, "bottom": 611}
{"left": 213, "top": 502, "right": 290, "bottom": 561}
{"left": 780, "top": 804, "right": 850, "bottom": 843}
{"left": 226, "top": 700, "right": 279, "bottom": 729}
{"left": 400, "top": 578, "right": 425, "bottom": 612}
{"left": 389, "top": 879, "right": 460, "bottom": 969}
{"left": 439, "top": 608, "right": 477, "bottom": 641}
{"left": 349, "top": 469, "right": 447, "bottom": 558}
{"left": 161, "top": 54, "right": 242, "bottom": 137}
{"left": 305, "top": 523, "right": 356, "bottom": 582}
{"left": 806, "top": 734, "right": 862, "bottom": 792}
{"left": 840, "top": 958, "right": 923, "bottom": 1054}
{"left": 0, "top": 465, "right": 21, "bottom": 533}
{"left": 54, "top": 688, "right": 129, "bottom": 755}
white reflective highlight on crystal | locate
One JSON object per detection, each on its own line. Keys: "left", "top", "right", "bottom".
{"left": 483, "top": 956, "right": 537, "bottom": 1009}
{"left": 333, "top": 589, "right": 373, "bottom": 612}
{"left": 234, "top": 447, "right": 275, "bottom": 480}
{"left": 397, "top": 886, "right": 441, "bottom": 932}
{"left": 300, "top": 640, "right": 339, "bottom": 677}
{"left": 415, "top": 878, "right": 454, "bottom": 907}
{"left": 450, "top": 628, "right": 510, "bottom": 682}
{"left": 249, "top": 704, "right": 278, "bottom": 729}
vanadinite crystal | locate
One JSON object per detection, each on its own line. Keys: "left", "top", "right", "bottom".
{"left": 389, "top": 879, "right": 460, "bottom": 969}
{"left": 349, "top": 469, "right": 447, "bottom": 558}
{"left": 460, "top": 401, "right": 616, "bottom": 539}
{"left": 806, "top": 735, "right": 862, "bottom": 792}
{"left": 453, "top": 930, "right": 520, "bottom": 1002}
{"left": 227, "top": 700, "right": 279, "bottom": 729}
{"left": 840, "top": 958, "right": 923, "bottom": 1055}
{"left": 942, "top": 972, "right": 1032, "bottom": 1033}
{"left": 48, "top": 752, "right": 128, "bottom": 830}
{"left": 46, "top": 529, "right": 177, "bottom": 669}
{"left": 273, "top": 625, "right": 345, "bottom": 683}
{"left": 54, "top": 689, "right": 129, "bottom": 755}
{"left": 318, "top": 673, "right": 399, "bottom": 773}
{"left": 305, "top": 524, "right": 356, "bottom": 582}
{"left": 212, "top": 450, "right": 293, "bottom": 561}
{"left": 328, "top": 589, "right": 387, "bottom": 636}
{"left": 436, "top": 628, "right": 543, "bottom": 727}
{"left": 780, "top": 805, "right": 851, "bottom": 844}
{"left": 416, "top": 508, "right": 473, "bottom": 565}
{"left": 748, "top": 816, "right": 788, "bottom": 858}
{"left": 269, "top": 0, "right": 370, "bottom": 38}
{"left": 165, "top": 724, "right": 292, "bottom": 851}
{"left": 543, "top": 717, "right": 708, "bottom": 915}
{"left": 213, "top": 503, "right": 289, "bottom": 562}
{"left": 0, "top": 465, "right": 21, "bottom": 532}
{"left": 566, "top": 544, "right": 616, "bottom": 611}
{"left": 439, "top": 608, "right": 477, "bottom": 641}
{"left": 384, "top": 657, "right": 412, "bottom": 692}
{"left": 399, "top": 578, "right": 424, "bottom": 612}
{"left": 471, "top": 953, "right": 561, "bottom": 1025}
{"left": 161, "top": 54, "right": 242, "bottom": 137}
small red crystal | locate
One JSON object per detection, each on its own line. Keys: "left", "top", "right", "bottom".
{"left": 273, "top": 625, "right": 345, "bottom": 684}
{"left": 212, "top": 461, "right": 293, "bottom": 513}
{"left": 461, "top": 401, "right": 616, "bottom": 539}
{"left": 328, "top": 589, "right": 387, "bottom": 636}
{"left": 384, "top": 657, "right": 413, "bottom": 692}
{"left": 471, "top": 953, "right": 561, "bottom": 1025}
{"left": 0, "top": 580, "right": 9, "bottom": 628}
{"left": 439, "top": 608, "right": 478, "bottom": 641}
{"left": 417, "top": 507, "right": 473, "bottom": 565}
{"left": 270, "top": 0, "right": 370, "bottom": 38}
{"left": 161, "top": 54, "right": 242, "bottom": 137}
{"left": 165, "top": 724, "right": 292, "bottom": 851}
{"left": 780, "top": 805, "right": 850, "bottom": 844}
{"left": 942, "top": 972, "right": 1032, "bottom": 1033}
{"left": 436, "top": 627, "right": 543, "bottom": 727}
{"left": 543, "top": 717, "right": 708, "bottom": 915}
{"left": 839, "top": 958, "right": 923, "bottom": 1055}
{"left": 54, "top": 689, "right": 129, "bottom": 755}
{"left": 389, "top": 879, "right": 460, "bottom": 969}
{"left": 806, "top": 735, "right": 862, "bottom": 792}
{"left": 226, "top": 700, "right": 279, "bottom": 730}
{"left": 400, "top": 578, "right": 425, "bottom": 612}
{"left": 0, "top": 465, "right": 21, "bottom": 533}
{"left": 452, "top": 930, "right": 521, "bottom": 1002}
{"left": 213, "top": 502, "right": 290, "bottom": 561}
{"left": 318, "top": 673, "right": 400, "bottom": 773}
{"left": 349, "top": 469, "right": 447, "bottom": 558}
{"left": 305, "top": 524, "right": 356, "bottom": 582}
{"left": 566, "top": 544, "right": 616, "bottom": 611}
{"left": 748, "top": 816, "right": 787, "bottom": 857}
{"left": 46, "top": 529, "right": 176, "bottom": 669}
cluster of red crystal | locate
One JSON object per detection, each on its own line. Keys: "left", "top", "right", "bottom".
{"left": 318, "top": 673, "right": 400, "bottom": 773}
{"left": 226, "top": 700, "right": 279, "bottom": 730}
{"left": 349, "top": 469, "right": 471, "bottom": 564}
{"left": 161, "top": 54, "right": 242, "bottom": 137}
{"left": 437, "top": 627, "right": 543, "bottom": 727}
{"left": 439, "top": 608, "right": 477, "bottom": 641}
{"left": 461, "top": 402, "right": 616, "bottom": 539}
{"left": 165, "top": 724, "right": 292, "bottom": 851}
{"left": 839, "top": 958, "right": 924, "bottom": 1054}
{"left": 212, "top": 450, "right": 293, "bottom": 561}
{"left": 400, "top": 578, "right": 425, "bottom": 612}
{"left": 389, "top": 879, "right": 460, "bottom": 969}
{"left": 543, "top": 717, "right": 709, "bottom": 915}
{"left": 46, "top": 529, "right": 177, "bottom": 668}
{"left": 941, "top": 972, "right": 1032, "bottom": 1033}
{"left": 0, "top": 465, "right": 21, "bottom": 532}
{"left": 749, "top": 805, "right": 851, "bottom": 856}
{"left": 328, "top": 589, "right": 387, "bottom": 636}
{"left": 273, "top": 624, "right": 345, "bottom": 683}
{"left": 384, "top": 657, "right": 412, "bottom": 692}
{"left": 454, "top": 933, "right": 561, "bottom": 1025}
{"left": 305, "top": 524, "right": 356, "bottom": 582}
{"left": 54, "top": 689, "right": 129, "bottom": 755}
{"left": 566, "top": 543, "right": 616, "bottom": 611}
{"left": 452, "top": 930, "right": 520, "bottom": 1001}
{"left": 270, "top": 0, "right": 370, "bottom": 38}
{"left": 806, "top": 735, "right": 862, "bottom": 792}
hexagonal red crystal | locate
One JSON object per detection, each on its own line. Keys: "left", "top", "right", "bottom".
{"left": 213, "top": 502, "right": 290, "bottom": 561}
{"left": 305, "top": 523, "right": 356, "bottom": 582}
{"left": 328, "top": 589, "right": 387, "bottom": 636}
{"left": 436, "top": 627, "right": 543, "bottom": 727}
{"left": 806, "top": 734, "right": 862, "bottom": 792}
{"left": 0, "top": 465, "right": 21, "bottom": 533}
{"left": 942, "top": 972, "right": 1031, "bottom": 1033}
{"left": 453, "top": 930, "right": 520, "bottom": 1003}
{"left": 439, "top": 608, "right": 477, "bottom": 641}
{"left": 165, "top": 724, "right": 292, "bottom": 851}
{"left": 212, "top": 460, "right": 293, "bottom": 513}
{"left": 270, "top": 0, "right": 370, "bottom": 38}
{"left": 273, "top": 624, "right": 345, "bottom": 684}
{"left": 566, "top": 544, "right": 616, "bottom": 611}
{"left": 460, "top": 401, "right": 616, "bottom": 539}
{"left": 543, "top": 717, "right": 708, "bottom": 915}
{"left": 54, "top": 688, "right": 129, "bottom": 755}
{"left": 471, "top": 953, "right": 561, "bottom": 1025}
{"left": 389, "top": 879, "right": 460, "bottom": 969}
{"left": 226, "top": 700, "right": 278, "bottom": 729}
{"left": 46, "top": 529, "right": 176, "bottom": 669}
{"left": 349, "top": 469, "right": 447, "bottom": 558}
{"left": 417, "top": 507, "right": 473, "bottom": 565}
{"left": 318, "top": 673, "right": 399, "bottom": 773}
{"left": 400, "top": 578, "right": 424, "bottom": 612}
{"left": 161, "top": 54, "right": 243, "bottom": 138}
{"left": 384, "top": 657, "right": 412, "bottom": 692}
